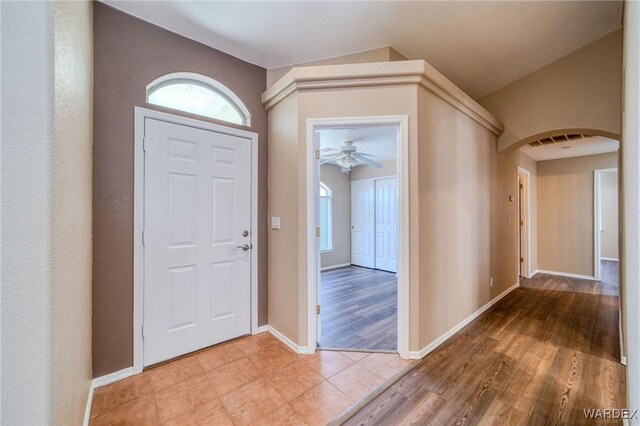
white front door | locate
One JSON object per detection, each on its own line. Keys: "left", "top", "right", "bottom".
{"left": 375, "top": 177, "right": 398, "bottom": 272}
{"left": 351, "top": 180, "right": 375, "bottom": 268}
{"left": 143, "top": 118, "right": 252, "bottom": 366}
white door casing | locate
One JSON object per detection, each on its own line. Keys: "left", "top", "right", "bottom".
{"left": 143, "top": 117, "right": 252, "bottom": 366}
{"left": 351, "top": 179, "right": 375, "bottom": 268}
{"left": 375, "top": 177, "right": 398, "bottom": 273}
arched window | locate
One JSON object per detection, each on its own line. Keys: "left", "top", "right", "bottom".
{"left": 146, "top": 72, "right": 251, "bottom": 126}
{"left": 319, "top": 182, "right": 333, "bottom": 252}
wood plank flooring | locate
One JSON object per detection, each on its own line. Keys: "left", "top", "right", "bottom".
{"left": 345, "top": 262, "right": 625, "bottom": 425}
{"left": 320, "top": 266, "right": 397, "bottom": 351}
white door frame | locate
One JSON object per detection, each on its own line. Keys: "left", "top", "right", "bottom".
{"left": 594, "top": 168, "right": 618, "bottom": 281}
{"left": 516, "top": 166, "right": 531, "bottom": 279}
{"left": 133, "top": 107, "right": 259, "bottom": 374}
{"left": 306, "top": 116, "right": 410, "bottom": 359}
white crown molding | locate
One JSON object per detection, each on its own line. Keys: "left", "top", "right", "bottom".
{"left": 261, "top": 60, "right": 504, "bottom": 136}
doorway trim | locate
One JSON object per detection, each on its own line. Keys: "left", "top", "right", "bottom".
{"left": 133, "top": 107, "right": 259, "bottom": 374}
{"left": 305, "top": 115, "right": 410, "bottom": 359}
{"left": 516, "top": 166, "right": 531, "bottom": 279}
{"left": 594, "top": 167, "right": 618, "bottom": 281}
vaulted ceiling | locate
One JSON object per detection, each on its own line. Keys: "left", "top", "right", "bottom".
{"left": 104, "top": 1, "right": 622, "bottom": 98}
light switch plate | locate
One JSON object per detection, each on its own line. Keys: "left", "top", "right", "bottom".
{"left": 271, "top": 217, "right": 281, "bottom": 230}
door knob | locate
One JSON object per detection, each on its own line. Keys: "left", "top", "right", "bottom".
{"left": 237, "top": 244, "right": 252, "bottom": 251}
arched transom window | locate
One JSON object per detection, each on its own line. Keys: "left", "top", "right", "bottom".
{"left": 146, "top": 72, "right": 251, "bottom": 126}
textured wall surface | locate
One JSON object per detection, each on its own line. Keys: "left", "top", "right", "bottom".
{"left": 622, "top": 0, "right": 640, "bottom": 413}
{"left": 92, "top": 3, "right": 268, "bottom": 377}
{"left": 600, "top": 170, "right": 619, "bottom": 260}
{"left": 537, "top": 152, "right": 618, "bottom": 277}
{"left": 320, "top": 164, "right": 351, "bottom": 268}
{"left": 479, "top": 30, "right": 622, "bottom": 152}
{"left": 1, "top": 2, "right": 55, "bottom": 423}
{"left": 52, "top": 1, "right": 93, "bottom": 423}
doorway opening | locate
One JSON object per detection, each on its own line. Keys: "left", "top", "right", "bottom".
{"left": 594, "top": 168, "right": 619, "bottom": 287}
{"left": 517, "top": 167, "right": 531, "bottom": 279}
{"left": 306, "top": 116, "right": 409, "bottom": 358}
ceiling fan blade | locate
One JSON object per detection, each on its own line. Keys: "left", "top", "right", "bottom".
{"left": 352, "top": 153, "right": 383, "bottom": 169}
{"left": 321, "top": 147, "right": 338, "bottom": 152}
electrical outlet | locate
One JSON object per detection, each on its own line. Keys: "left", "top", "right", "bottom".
{"left": 490, "top": 277, "right": 494, "bottom": 287}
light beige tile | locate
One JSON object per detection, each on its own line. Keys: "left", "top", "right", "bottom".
{"left": 289, "top": 382, "right": 354, "bottom": 426}
{"left": 328, "top": 363, "right": 386, "bottom": 402}
{"left": 154, "top": 375, "right": 217, "bottom": 423}
{"left": 163, "top": 398, "right": 234, "bottom": 426}
{"left": 298, "top": 350, "right": 355, "bottom": 379}
{"left": 90, "top": 394, "right": 160, "bottom": 426}
{"left": 147, "top": 355, "right": 205, "bottom": 392}
{"left": 208, "top": 357, "right": 263, "bottom": 396}
{"left": 220, "top": 378, "right": 287, "bottom": 426}
{"left": 196, "top": 341, "right": 246, "bottom": 372}
{"left": 357, "top": 353, "right": 411, "bottom": 380}
{"left": 267, "top": 362, "right": 325, "bottom": 401}
{"left": 249, "top": 404, "right": 308, "bottom": 426}
{"left": 90, "top": 373, "right": 155, "bottom": 417}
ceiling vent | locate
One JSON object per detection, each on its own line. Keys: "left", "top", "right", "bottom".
{"left": 527, "top": 134, "right": 591, "bottom": 147}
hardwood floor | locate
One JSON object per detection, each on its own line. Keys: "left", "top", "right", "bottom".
{"left": 344, "top": 265, "right": 625, "bottom": 425}
{"left": 320, "top": 266, "right": 397, "bottom": 351}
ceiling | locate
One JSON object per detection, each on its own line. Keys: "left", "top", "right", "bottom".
{"left": 520, "top": 136, "right": 619, "bottom": 161}
{"left": 318, "top": 126, "right": 397, "bottom": 166}
{"left": 103, "top": 1, "right": 621, "bottom": 99}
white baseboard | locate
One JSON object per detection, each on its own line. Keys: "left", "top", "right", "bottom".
{"left": 408, "top": 281, "right": 520, "bottom": 360}
{"left": 621, "top": 355, "right": 627, "bottom": 366}
{"left": 601, "top": 257, "right": 619, "bottom": 262}
{"left": 321, "top": 263, "right": 351, "bottom": 271}
{"left": 536, "top": 269, "right": 596, "bottom": 281}
{"left": 267, "top": 325, "right": 309, "bottom": 354}
{"left": 254, "top": 325, "right": 268, "bottom": 334}
{"left": 83, "top": 367, "right": 134, "bottom": 425}
{"left": 529, "top": 269, "right": 539, "bottom": 277}
{"left": 83, "top": 382, "right": 95, "bottom": 426}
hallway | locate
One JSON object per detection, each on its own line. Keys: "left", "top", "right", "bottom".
{"left": 345, "top": 270, "right": 625, "bottom": 424}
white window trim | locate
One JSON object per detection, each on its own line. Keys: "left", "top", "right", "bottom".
{"left": 319, "top": 182, "right": 333, "bottom": 252}
{"left": 146, "top": 72, "right": 252, "bottom": 127}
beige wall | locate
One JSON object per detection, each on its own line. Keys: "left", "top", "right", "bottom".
{"left": 537, "top": 152, "right": 618, "bottom": 277}
{"left": 496, "top": 150, "right": 538, "bottom": 286}
{"left": 349, "top": 159, "right": 397, "bottom": 181}
{"left": 600, "top": 170, "right": 619, "bottom": 260}
{"left": 621, "top": 0, "right": 640, "bottom": 410}
{"left": 52, "top": 1, "right": 94, "bottom": 423}
{"left": 93, "top": 3, "right": 269, "bottom": 377}
{"left": 266, "top": 61, "right": 505, "bottom": 353}
{"left": 1, "top": 1, "right": 93, "bottom": 423}
{"left": 479, "top": 30, "right": 623, "bottom": 152}
{"left": 267, "top": 84, "right": 420, "bottom": 346}
{"left": 320, "top": 165, "right": 351, "bottom": 268}
{"left": 416, "top": 86, "right": 500, "bottom": 348}
{"left": 267, "top": 46, "right": 407, "bottom": 88}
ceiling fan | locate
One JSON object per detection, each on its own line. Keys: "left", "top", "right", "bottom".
{"left": 320, "top": 141, "right": 382, "bottom": 173}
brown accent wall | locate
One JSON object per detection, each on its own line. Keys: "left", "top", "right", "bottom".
{"left": 93, "top": 3, "right": 268, "bottom": 377}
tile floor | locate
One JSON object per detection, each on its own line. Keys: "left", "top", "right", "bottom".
{"left": 89, "top": 332, "right": 412, "bottom": 426}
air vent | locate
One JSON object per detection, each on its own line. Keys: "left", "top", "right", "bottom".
{"left": 528, "top": 133, "right": 591, "bottom": 148}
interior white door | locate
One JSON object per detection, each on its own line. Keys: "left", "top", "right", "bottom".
{"left": 375, "top": 177, "right": 398, "bottom": 273}
{"left": 351, "top": 180, "right": 375, "bottom": 268}
{"left": 143, "top": 118, "right": 252, "bottom": 366}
